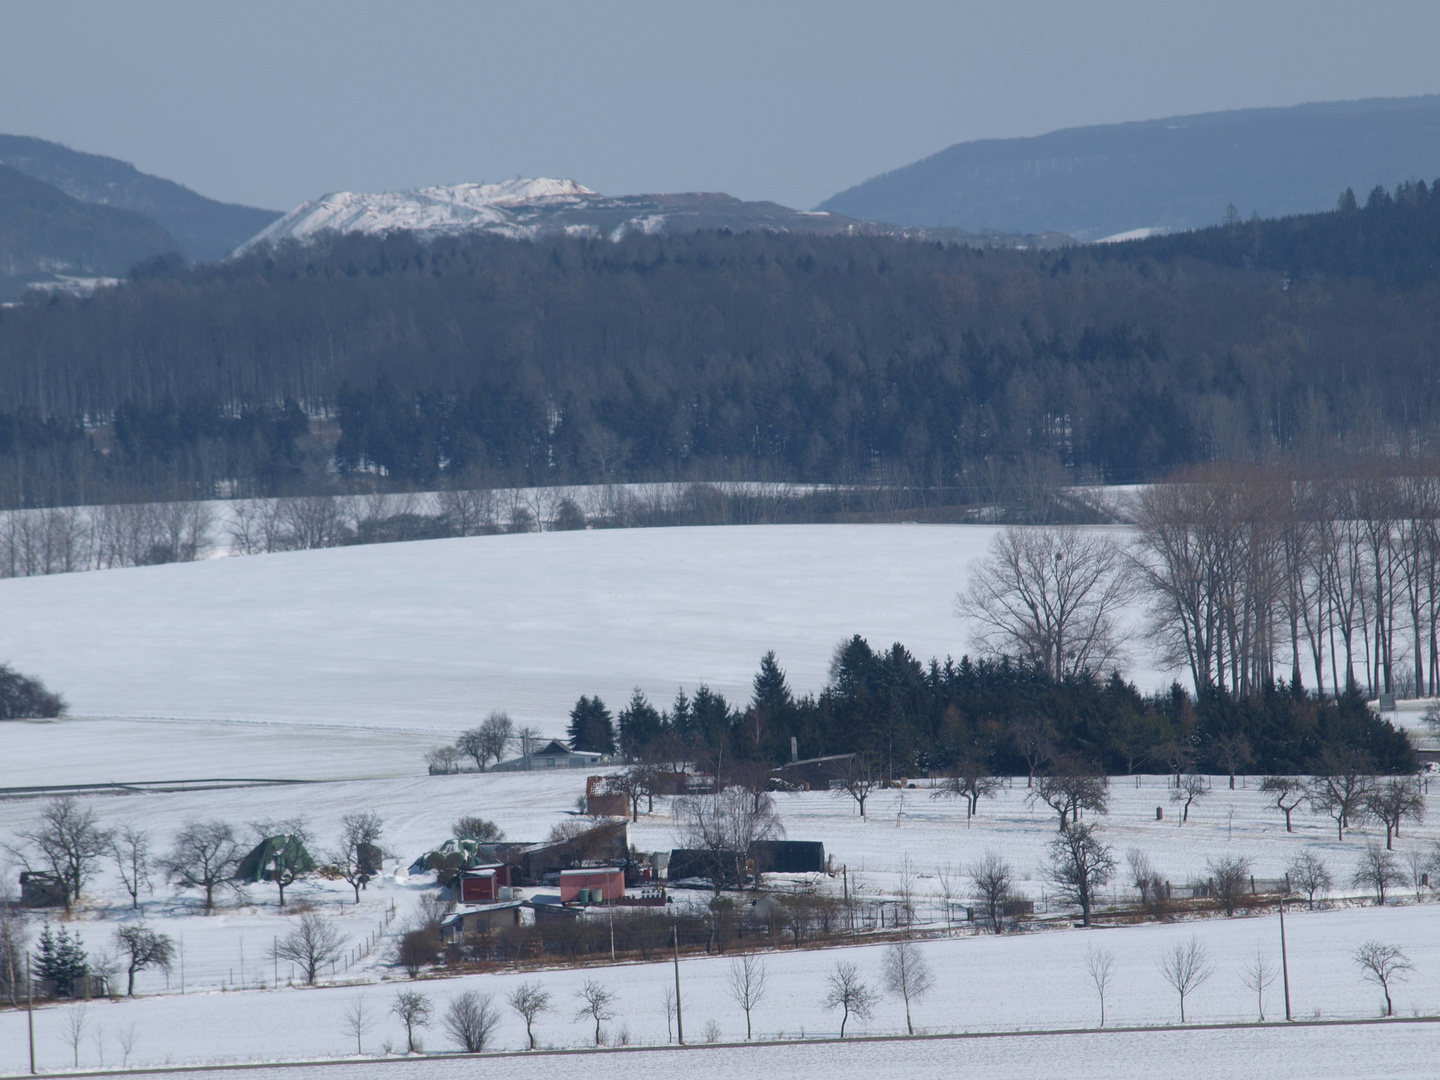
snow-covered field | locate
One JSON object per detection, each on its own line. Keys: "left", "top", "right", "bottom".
{"left": 0, "top": 524, "right": 1158, "bottom": 741}
{"left": 4, "top": 771, "right": 1440, "bottom": 1074}
{"left": 2, "top": 521, "right": 1434, "bottom": 1078}
{"left": 106, "top": 1022, "right": 1440, "bottom": 1080}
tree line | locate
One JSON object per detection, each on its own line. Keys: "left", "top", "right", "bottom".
{"left": 1, "top": 181, "right": 1440, "bottom": 506}
{"left": 566, "top": 641, "right": 1413, "bottom": 785}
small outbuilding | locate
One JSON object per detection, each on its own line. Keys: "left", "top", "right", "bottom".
{"left": 459, "top": 864, "right": 515, "bottom": 904}
{"left": 559, "top": 867, "right": 624, "bottom": 904}
{"left": 439, "top": 901, "right": 525, "bottom": 944}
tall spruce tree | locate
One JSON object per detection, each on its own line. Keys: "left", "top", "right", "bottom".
{"left": 616, "top": 689, "right": 664, "bottom": 760}
{"left": 35, "top": 924, "right": 88, "bottom": 998}
{"left": 567, "top": 696, "right": 616, "bottom": 755}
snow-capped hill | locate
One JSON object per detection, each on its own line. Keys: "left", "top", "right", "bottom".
{"left": 234, "top": 178, "right": 1072, "bottom": 255}
{"left": 236, "top": 178, "right": 597, "bottom": 252}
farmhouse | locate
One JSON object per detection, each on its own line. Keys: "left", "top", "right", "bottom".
{"left": 491, "top": 738, "right": 607, "bottom": 771}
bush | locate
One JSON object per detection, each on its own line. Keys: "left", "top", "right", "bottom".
{"left": 0, "top": 664, "right": 65, "bottom": 719}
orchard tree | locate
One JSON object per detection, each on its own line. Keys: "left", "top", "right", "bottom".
{"left": 1158, "top": 937, "right": 1213, "bottom": 1022}
{"left": 272, "top": 913, "right": 345, "bottom": 985}
{"left": 882, "top": 940, "right": 933, "bottom": 1035}
{"left": 1044, "top": 823, "right": 1115, "bottom": 927}
{"left": 1259, "top": 777, "right": 1307, "bottom": 832}
{"left": 161, "top": 820, "right": 242, "bottom": 912}
{"left": 392, "top": 989, "right": 432, "bottom": 1053}
{"left": 14, "top": 797, "right": 111, "bottom": 911}
{"left": 507, "top": 981, "right": 552, "bottom": 1050}
{"left": 113, "top": 925, "right": 174, "bottom": 996}
{"left": 823, "top": 960, "right": 877, "bottom": 1038}
{"left": 1354, "top": 941, "right": 1412, "bottom": 1016}
{"left": 443, "top": 990, "right": 500, "bottom": 1052}
{"left": 725, "top": 953, "right": 768, "bottom": 1040}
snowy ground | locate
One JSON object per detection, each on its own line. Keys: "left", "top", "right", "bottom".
{"left": 86, "top": 1022, "right": 1440, "bottom": 1080}
{"left": 4, "top": 772, "right": 1440, "bottom": 1072}
{"left": 0, "top": 523, "right": 1158, "bottom": 740}
{"left": 2, "top": 521, "right": 1434, "bottom": 1077}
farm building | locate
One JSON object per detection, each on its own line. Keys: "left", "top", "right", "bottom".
{"left": 560, "top": 867, "right": 625, "bottom": 904}
{"left": 18, "top": 871, "right": 65, "bottom": 907}
{"left": 438, "top": 900, "right": 524, "bottom": 944}
{"left": 584, "top": 775, "right": 629, "bottom": 817}
{"left": 666, "top": 839, "right": 826, "bottom": 883}
{"left": 458, "top": 864, "right": 515, "bottom": 903}
{"left": 771, "top": 753, "right": 858, "bottom": 790}
{"left": 491, "top": 739, "right": 607, "bottom": 771}
{"left": 515, "top": 820, "right": 630, "bottom": 883}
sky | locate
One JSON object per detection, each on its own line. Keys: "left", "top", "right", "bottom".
{"left": 2, "top": 1, "right": 1439, "bottom": 213}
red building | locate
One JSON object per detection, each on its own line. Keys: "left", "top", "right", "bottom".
{"left": 559, "top": 867, "right": 625, "bottom": 904}
{"left": 459, "top": 864, "right": 513, "bottom": 903}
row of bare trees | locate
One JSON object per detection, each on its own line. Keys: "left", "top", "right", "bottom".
{"left": 963, "top": 461, "right": 1440, "bottom": 700}
{"left": 0, "top": 499, "right": 212, "bottom": 576}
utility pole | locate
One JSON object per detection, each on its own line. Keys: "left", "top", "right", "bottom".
{"left": 26, "top": 951, "right": 36, "bottom": 1075}
{"left": 1278, "top": 898, "right": 1292, "bottom": 1022}
{"left": 672, "top": 925, "right": 684, "bottom": 1045}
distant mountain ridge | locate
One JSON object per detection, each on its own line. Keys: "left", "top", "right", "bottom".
{"left": 0, "top": 134, "right": 281, "bottom": 262}
{"left": 819, "top": 95, "right": 1440, "bottom": 240}
{"left": 0, "top": 162, "right": 178, "bottom": 300}
{"left": 241, "top": 177, "right": 1070, "bottom": 252}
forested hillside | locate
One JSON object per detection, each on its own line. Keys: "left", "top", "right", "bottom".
{"left": 0, "top": 181, "right": 1438, "bottom": 507}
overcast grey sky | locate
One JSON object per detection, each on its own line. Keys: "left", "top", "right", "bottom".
{"left": 3, "top": 1, "right": 1438, "bottom": 212}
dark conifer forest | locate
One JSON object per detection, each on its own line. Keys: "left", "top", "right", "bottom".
{"left": 604, "top": 644, "right": 1416, "bottom": 780}
{"left": 0, "top": 180, "right": 1438, "bottom": 507}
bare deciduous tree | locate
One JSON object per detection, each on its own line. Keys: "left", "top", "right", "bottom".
{"left": 1084, "top": 945, "right": 1115, "bottom": 1027}
{"left": 1354, "top": 940, "right": 1413, "bottom": 1016}
{"left": 673, "top": 786, "right": 783, "bottom": 892}
{"left": 444, "top": 990, "right": 500, "bottom": 1053}
{"left": 63, "top": 1004, "right": 89, "bottom": 1067}
{"left": 508, "top": 981, "right": 551, "bottom": 1050}
{"left": 1287, "top": 851, "right": 1333, "bottom": 909}
{"left": 1239, "top": 946, "right": 1278, "bottom": 1021}
{"left": 969, "top": 851, "right": 1014, "bottom": 934}
{"left": 1170, "top": 775, "right": 1207, "bottom": 824}
{"left": 1029, "top": 768, "right": 1109, "bottom": 831}
{"left": 1158, "top": 937, "right": 1213, "bottom": 1023}
{"left": 725, "top": 953, "right": 768, "bottom": 1040}
{"left": 882, "top": 940, "right": 933, "bottom": 1035}
{"left": 1259, "top": 777, "right": 1307, "bottom": 833}
{"left": 331, "top": 811, "right": 385, "bottom": 903}
{"left": 110, "top": 827, "right": 152, "bottom": 910}
{"left": 1308, "top": 754, "right": 1374, "bottom": 841}
{"left": 161, "top": 820, "right": 241, "bottom": 912}
{"left": 957, "top": 526, "right": 1132, "bottom": 680}
{"left": 272, "top": 913, "right": 344, "bottom": 985}
{"left": 1044, "top": 823, "right": 1115, "bottom": 927}
{"left": 342, "top": 996, "right": 374, "bottom": 1055}
{"left": 1207, "top": 855, "right": 1252, "bottom": 916}
{"left": 573, "top": 980, "right": 616, "bottom": 1046}
{"left": 833, "top": 755, "right": 881, "bottom": 818}
{"left": 392, "top": 989, "right": 432, "bottom": 1053}
{"left": 12, "top": 797, "right": 111, "bottom": 911}
{"left": 1352, "top": 843, "right": 1404, "bottom": 906}
{"left": 112, "top": 925, "right": 173, "bottom": 997}
{"left": 1366, "top": 777, "right": 1424, "bottom": 850}
{"left": 933, "top": 757, "right": 1001, "bottom": 820}
{"left": 822, "top": 960, "right": 877, "bottom": 1038}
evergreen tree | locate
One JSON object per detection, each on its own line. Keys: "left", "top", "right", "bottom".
{"left": 616, "top": 688, "right": 664, "bottom": 760}
{"left": 567, "top": 695, "right": 615, "bottom": 755}
{"left": 35, "top": 924, "right": 87, "bottom": 998}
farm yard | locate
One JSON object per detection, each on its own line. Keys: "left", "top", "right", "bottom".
{"left": 2, "top": 522, "right": 1439, "bottom": 1077}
